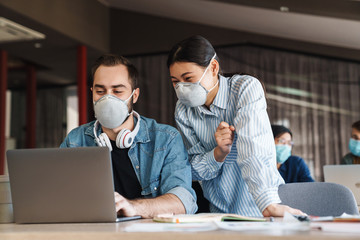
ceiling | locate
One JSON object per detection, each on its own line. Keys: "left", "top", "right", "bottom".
{"left": 1, "top": 0, "right": 359, "bottom": 89}
{"left": 104, "top": 0, "right": 360, "bottom": 50}
{"left": 0, "top": 0, "right": 107, "bottom": 89}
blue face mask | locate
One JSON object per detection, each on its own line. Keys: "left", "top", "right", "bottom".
{"left": 349, "top": 138, "right": 360, "bottom": 157}
{"left": 275, "top": 145, "right": 292, "bottom": 164}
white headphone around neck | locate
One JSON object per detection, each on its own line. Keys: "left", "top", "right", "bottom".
{"left": 93, "top": 111, "right": 141, "bottom": 151}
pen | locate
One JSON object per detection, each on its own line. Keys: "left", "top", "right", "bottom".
{"left": 293, "top": 215, "right": 310, "bottom": 222}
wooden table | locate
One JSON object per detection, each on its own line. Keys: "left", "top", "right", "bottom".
{"left": 0, "top": 219, "right": 359, "bottom": 240}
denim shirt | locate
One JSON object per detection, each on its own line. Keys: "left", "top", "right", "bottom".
{"left": 60, "top": 115, "right": 197, "bottom": 214}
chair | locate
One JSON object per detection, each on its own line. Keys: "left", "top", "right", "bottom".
{"left": 278, "top": 182, "right": 359, "bottom": 216}
{"left": 192, "top": 181, "right": 210, "bottom": 213}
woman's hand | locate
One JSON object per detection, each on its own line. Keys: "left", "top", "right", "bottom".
{"left": 262, "top": 203, "right": 306, "bottom": 217}
{"left": 214, "top": 122, "right": 235, "bottom": 162}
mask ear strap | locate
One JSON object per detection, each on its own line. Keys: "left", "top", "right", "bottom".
{"left": 207, "top": 79, "right": 219, "bottom": 93}
{"left": 198, "top": 53, "right": 217, "bottom": 84}
{"left": 125, "top": 89, "right": 136, "bottom": 103}
{"left": 123, "top": 90, "right": 136, "bottom": 119}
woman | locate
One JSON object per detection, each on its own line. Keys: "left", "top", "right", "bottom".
{"left": 271, "top": 125, "right": 314, "bottom": 183}
{"left": 167, "top": 35, "right": 303, "bottom": 217}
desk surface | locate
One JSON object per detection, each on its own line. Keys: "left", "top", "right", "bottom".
{"left": 1, "top": 219, "right": 360, "bottom": 240}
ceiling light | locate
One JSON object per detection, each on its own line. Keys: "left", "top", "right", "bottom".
{"left": 0, "top": 17, "right": 45, "bottom": 43}
{"left": 280, "top": 6, "right": 289, "bottom": 12}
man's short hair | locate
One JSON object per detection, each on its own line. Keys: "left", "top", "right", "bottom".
{"left": 90, "top": 54, "right": 139, "bottom": 90}
{"left": 352, "top": 120, "right": 360, "bottom": 131}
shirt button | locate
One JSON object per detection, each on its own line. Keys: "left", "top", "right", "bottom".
{"left": 154, "top": 187, "right": 157, "bottom": 191}
{"left": 136, "top": 166, "right": 139, "bottom": 169}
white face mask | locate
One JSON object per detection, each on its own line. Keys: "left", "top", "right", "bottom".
{"left": 174, "top": 53, "right": 218, "bottom": 107}
{"left": 93, "top": 90, "right": 135, "bottom": 129}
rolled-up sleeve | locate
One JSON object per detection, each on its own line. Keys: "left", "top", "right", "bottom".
{"left": 167, "top": 186, "right": 197, "bottom": 214}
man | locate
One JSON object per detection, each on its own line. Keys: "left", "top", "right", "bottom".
{"left": 341, "top": 120, "right": 360, "bottom": 164}
{"left": 60, "top": 54, "right": 197, "bottom": 218}
{"left": 271, "top": 125, "right": 314, "bottom": 183}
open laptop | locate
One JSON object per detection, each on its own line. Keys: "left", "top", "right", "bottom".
{"left": 7, "top": 147, "right": 141, "bottom": 223}
{"left": 323, "top": 165, "right": 360, "bottom": 207}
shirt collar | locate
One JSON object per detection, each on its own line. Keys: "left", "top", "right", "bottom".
{"left": 211, "top": 75, "right": 228, "bottom": 110}
{"left": 192, "top": 75, "right": 228, "bottom": 118}
{"left": 133, "top": 115, "right": 150, "bottom": 144}
{"left": 85, "top": 121, "right": 97, "bottom": 138}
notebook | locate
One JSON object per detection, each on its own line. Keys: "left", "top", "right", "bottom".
{"left": 7, "top": 147, "right": 141, "bottom": 223}
{"left": 323, "top": 165, "right": 360, "bottom": 206}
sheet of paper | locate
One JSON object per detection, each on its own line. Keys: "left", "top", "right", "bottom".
{"left": 311, "top": 222, "right": 360, "bottom": 233}
{"left": 124, "top": 222, "right": 218, "bottom": 232}
{"left": 215, "top": 222, "right": 310, "bottom": 232}
{"left": 310, "top": 213, "right": 360, "bottom": 222}
{"left": 282, "top": 211, "right": 306, "bottom": 222}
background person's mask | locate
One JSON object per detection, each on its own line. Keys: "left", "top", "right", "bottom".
{"left": 175, "top": 53, "right": 218, "bottom": 107}
{"left": 349, "top": 138, "right": 360, "bottom": 157}
{"left": 93, "top": 90, "right": 134, "bottom": 129}
{"left": 275, "top": 145, "right": 292, "bottom": 164}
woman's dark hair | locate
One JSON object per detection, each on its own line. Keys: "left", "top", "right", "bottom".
{"left": 271, "top": 125, "right": 293, "bottom": 139}
{"left": 352, "top": 120, "right": 360, "bottom": 131}
{"left": 167, "top": 35, "right": 219, "bottom": 69}
{"left": 90, "top": 54, "right": 139, "bottom": 90}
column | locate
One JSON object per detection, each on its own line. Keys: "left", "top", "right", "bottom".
{"left": 26, "top": 65, "right": 36, "bottom": 148}
{"left": 77, "top": 45, "right": 87, "bottom": 125}
{"left": 0, "top": 50, "right": 8, "bottom": 175}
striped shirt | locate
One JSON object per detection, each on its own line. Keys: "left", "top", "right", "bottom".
{"left": 175, "top": 74, "right": 284, "bottom": 217}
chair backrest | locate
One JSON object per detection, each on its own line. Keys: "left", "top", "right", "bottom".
{"left": 278, "top": 182, "right": 359, "bottom": 216}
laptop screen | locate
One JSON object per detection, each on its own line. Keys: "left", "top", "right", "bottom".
{"left": 323, "top": 164, "right": 360, "bottom": 206}
{"left": 7, "top": 147, "right": 118, "bottom": 223}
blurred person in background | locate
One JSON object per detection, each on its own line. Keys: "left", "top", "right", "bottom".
{"left": 271, "top": 125, "right": 314, "bottom": 183}
{"left": 341, "top": 120, "right": 360, "bottom": 164}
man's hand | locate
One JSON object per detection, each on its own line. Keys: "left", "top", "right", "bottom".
{"left": 262, "top": 203, "right": 306, "bottom": 217}
{"left": 214, "top": 122, "right": 235, "bottom": 162}
{"left": 114, "top": 192, "right": 185, "bottom": 219}
{"left": 114, "top": 192, "right": 137, "bottom": 217}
